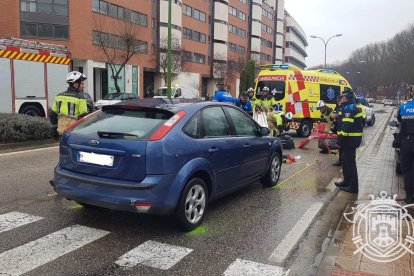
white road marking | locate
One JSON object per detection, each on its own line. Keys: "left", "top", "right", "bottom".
{"left": 0, "top": 224, "right": 109, "bottom": 276}
{"left": 0, "top": 146, "right": 59, "bottom": 157}
{"left": 269, "top": 202, "right": 323, "bottom": 264}
{"left": 0, "top": 212, "right": 43, "bottom": 234}
{"left": 224, "top": 259, "right": 290, "bottom": 276}
{"left": 115, "top": 240, "right": 193, "bottom": 270}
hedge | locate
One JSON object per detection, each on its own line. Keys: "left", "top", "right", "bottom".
{"left": 0, "top": 113, "right": 52, "bottom": 143}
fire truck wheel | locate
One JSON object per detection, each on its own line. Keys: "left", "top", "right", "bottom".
{"left": 297, "top": 120, "right": 312, "bottom": 137}
{"left": 21, "top": 105, "right": 43, "bottom": 117}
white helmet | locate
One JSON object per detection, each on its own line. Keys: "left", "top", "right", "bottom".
{"left": 262, "top": 86, "right": 270, "bottom": 92}
{"left": 285, "top": 112, "right": 293, "bottom": 120}
{"left": 247, "top": 87, "right": 254, "bottom": 93}
{"left": 66, "top": 71, "right": 87, "bottom": 83}
{"left": 316, "top": 100, "right": 326, "bottom": 110}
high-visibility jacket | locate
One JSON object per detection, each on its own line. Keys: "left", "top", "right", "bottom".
{"left": 321, "top": 106, "right": 335, "bottom": 127}
{"left": 50, "top": 87, "right": 88, "bottom": 127}
{"left": 337, "top": 101, "right": 364, "bottom": 148}
{"left": 257, "top": 96, "right": 277, "bottom": 111}
{"left": 272, "top": 112, "right": 290, "bottom": 130}
{"left": 249, "top": 97, "right": 258, "bottom": 111}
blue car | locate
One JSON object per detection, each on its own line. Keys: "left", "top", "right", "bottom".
{"left": 54, "top": 99, "right": 283, "bottom": 230}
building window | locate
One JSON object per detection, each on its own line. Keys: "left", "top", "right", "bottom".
{"left": 183, "top": 51, "right": 205, "bottom": 64}
{"left": 261, "top": 23, "right": 273, "bottom": 34}
{"left": 262, "top": 8, "right": 273, "bottom": 20}
{"left": 92, "top": 0, "right": 148, "bottom": 27}
{"left": 229, "top": 24, "right": 246, "bottom": 37}
{"left": 21, "top": 0, "right": 68, "bottom": 16}
{"left": 93, "top": 31, "right": 148, "bottom": 54}
{"left": 261, "top": 38, "right": 272, "bottom": 48}
{"left": 183, "top": 28, "right": 206, "bottom": 43}
{"left": 21, "top": 22, "right": 69, "bottom": 39}
{"left": 228, "top": 42, "right": 245, "bottom": 54}
{"left": 260, "top": 53, "right": 272, "bottom": 62}
{"left": 182, "top": 4, "right": 206, "bottom": 22}
{"left": 229, "top": 6, "right": 246, "bottom": 21}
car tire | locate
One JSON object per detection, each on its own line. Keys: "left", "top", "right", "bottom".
{"left": 367, "top": 114, "right": 375, "bottom": 126}
{"left": 20, "top": 105, "right": 43, "bottom": 117}
{"left": 175, "top": 177, "right": 208, "bottom": 231}
{"left": 261, "top": 152, "right": 282, "bottom": 187}
{"left": 297, "top": 120, "right": 312, "bottom": 137}
{"left": 396, "top": 161, "right": 402, "bottom": 175}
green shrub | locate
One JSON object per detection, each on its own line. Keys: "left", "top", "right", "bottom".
{"left": 0, "top": 113, "right": 52, "bottom": 143}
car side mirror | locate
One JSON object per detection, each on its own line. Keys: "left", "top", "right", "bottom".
{"left": 259, "top": 127, "right": 270, "bottom": 136}
{"left": 388, "top": 121, "right": 399, "bottom": 127}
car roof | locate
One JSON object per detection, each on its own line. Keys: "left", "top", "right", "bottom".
{"left": 107, "top": 98, "right": 232, "bottom": 113}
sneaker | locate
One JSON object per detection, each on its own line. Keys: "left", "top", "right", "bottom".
{"left": 334, "top": 180, "right": 347, "bottom": 187}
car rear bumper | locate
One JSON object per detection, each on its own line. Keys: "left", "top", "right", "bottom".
{"left": 54, "top": 165, "right": 178, "bottom": 215}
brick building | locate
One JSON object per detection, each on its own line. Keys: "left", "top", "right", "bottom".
{"left": 0, "top": 0, "right": 307, "bottom": 101}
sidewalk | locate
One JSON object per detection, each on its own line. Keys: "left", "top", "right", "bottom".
{"left": 317, "top": 108, "right": 412, "bottom": 276}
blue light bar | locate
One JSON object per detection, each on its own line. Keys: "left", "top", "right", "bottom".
{"left": 280, "top": 64, "right": 289, "bottom": 69}
{"left": 319, "top": 69, "right": 337, "bottom": 74}
{"left": 270, "top": 65, "right": 280, "bottom": 69}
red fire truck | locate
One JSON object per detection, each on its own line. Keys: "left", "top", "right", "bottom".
{"left": 0, "top": 37, "right": 71, "bottom": 117}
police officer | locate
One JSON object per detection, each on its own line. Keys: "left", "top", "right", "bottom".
{"left": 397, "top": 96, "right": 414, "bottom": 203}
{"left": 316, "top": 100, "right": 335, "bottom": 132}
{"left": 236, "top": 91, "right": 253, "bottom": 116}
{"left": 247, "top": 87, "right": 257, "bottom": 111}
{"left": 212, "top": 82, "right": 236, "bottom": 104}
{"left": 332, "top": 95, "right": 343, "bottom": 166}
{"left": 50, "top": 71, "right": 88, "bottom": 139}
{"left": 334, "top": 89, "right": 364, "bottom": 193}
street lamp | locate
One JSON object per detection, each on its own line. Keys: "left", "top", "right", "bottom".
{"left": 310, "top": 34, "right": 343, "bottom": 68}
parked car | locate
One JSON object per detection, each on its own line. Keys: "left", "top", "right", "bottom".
{"left": 79, "top": 92, "right": 94, "bottom": 113}
{"left": 94, "top": 93, "right": 139, "bottom": 109}
{"left": 54, "top": 99, "right": 283, "bottom": 230}
{"left": 383, "top": 99, "right": 394, "bottom": 106}
{"left": 357, "top": 96, "right": 375, "bottom": 126}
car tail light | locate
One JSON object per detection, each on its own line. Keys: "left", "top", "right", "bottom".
{"left": 149, "top": 111, "right": 186, "bottom": 141}
{"left": 132, "top": 202, "right": 152, "bottom": 212}
{"left": 64, "top": 110, "right": 101, "bottom": 133}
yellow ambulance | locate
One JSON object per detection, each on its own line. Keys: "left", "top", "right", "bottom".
{"left": 254, "top": 64, "right": 352, "bottom": 137}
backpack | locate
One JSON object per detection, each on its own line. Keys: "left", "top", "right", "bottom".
{"left": 280, "top": 134, "right": 295, "bottom": 149}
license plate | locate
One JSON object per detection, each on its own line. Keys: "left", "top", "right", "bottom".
{"left": 77, "top": 151, "right": 114, "bottom": 166}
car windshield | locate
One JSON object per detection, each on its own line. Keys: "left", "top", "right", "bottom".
{"left": 70, "top": 108, "right": 173, "bottom": 140}
{"left": 155, "top": 88, "right": 177, "bottom": 96}
{"left": 102, "top": 93, "right": 121, "bottom": 100}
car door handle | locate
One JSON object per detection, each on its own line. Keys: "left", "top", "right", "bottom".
{"left": 243, "top": 144, "right": 251, "bottom": 148}
{"left": 208, "top": 147, "right": 219, "bottom": 153}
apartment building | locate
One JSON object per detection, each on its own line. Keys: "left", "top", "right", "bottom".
{"left": 283, "top": 11, "right": 307, "bottom": 69}
{"left": 0, "top": 0, "right": 306, "bottom": 100}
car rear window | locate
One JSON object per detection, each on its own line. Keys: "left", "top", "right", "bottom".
{"left": 70, "top": 108, "right": 173, "bottom": 139}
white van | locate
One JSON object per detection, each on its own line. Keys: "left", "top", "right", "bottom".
{"left": 154, "top": 87, "right": 199, "bottom": 99}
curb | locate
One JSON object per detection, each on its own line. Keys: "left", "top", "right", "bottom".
{"left": 0, "top": 139, "right": 58, "bottom": 153}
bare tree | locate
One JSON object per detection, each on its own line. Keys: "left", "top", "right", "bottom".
{"left": 93, "top": 15, "right": 143, "bottom": 93}
{"left": 212, "top": 53, "right": 245, "bottom": 92}
{"left": 158, "top": 35, "right": 186, "bottom": 86}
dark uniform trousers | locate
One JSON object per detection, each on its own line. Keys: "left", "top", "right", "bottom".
{"left": 401, "top": 136, "right": 414, "bottom": 198}
{"left": 342, "top": 146, "right": 358, "bottom": 192}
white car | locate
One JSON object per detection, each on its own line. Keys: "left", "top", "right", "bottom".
{"left": 357, "top": 97, "right": 375, "bottom": 126}
{"left": 94, "top": 93, "right": 139, "bottom": 109}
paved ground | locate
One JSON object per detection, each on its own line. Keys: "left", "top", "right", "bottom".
{"left": 317, "top": 106, "right": 413, "bottom": 276}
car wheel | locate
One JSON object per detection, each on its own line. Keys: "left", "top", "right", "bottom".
{"left": 367, "top": 114, "right": 375, "bottom": 126}
{"left": 297, "top": 120, "right": 312, "bottom": 137}
{"left": 176, "top": 178, "right": 208, "bottom": 231}
{"left": 21, "top": 105, "right": 43, "bottom": 117}
{"left": 261, "top": 152, "right": 282, "bottom": 187}
{"left": 396, "top": 161, "right": 402, "bottom": 175}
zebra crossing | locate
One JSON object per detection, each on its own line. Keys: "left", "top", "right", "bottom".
{"left": 0, "top": 211, "right": 290, "bottom": 275}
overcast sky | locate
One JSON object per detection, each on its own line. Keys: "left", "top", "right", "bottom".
{"left": 284, "top": 0, "right": 414, "bottom": 68}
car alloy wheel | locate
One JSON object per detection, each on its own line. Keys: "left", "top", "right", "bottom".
{"left": 184, "top": 184, "right": 206, "bottom": 224}
{"left": 176, "top": 177, "right": 208, "bottom": 231}
{"left": 270, "top": 155, "right": 281, "bottom": 183}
